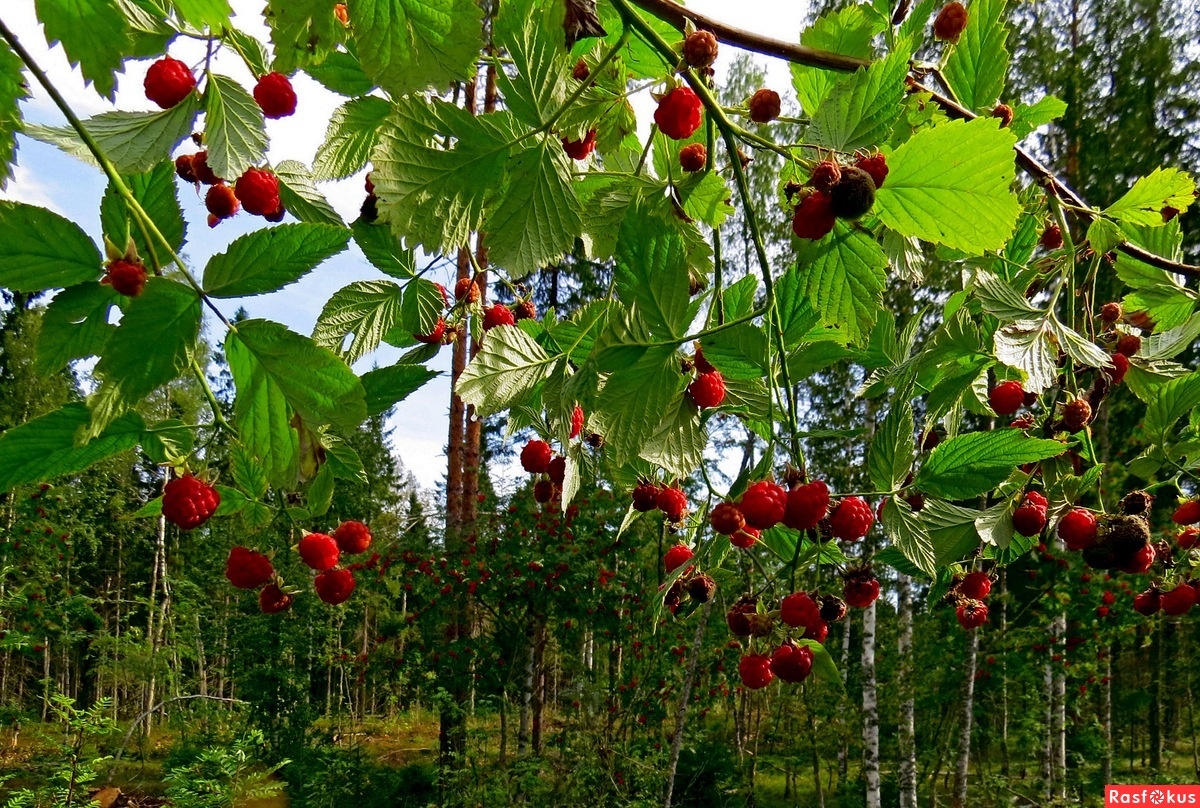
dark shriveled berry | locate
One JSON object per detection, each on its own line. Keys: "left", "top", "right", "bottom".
{"left": 828, "top": 167, "right": 877, "bottom": 220}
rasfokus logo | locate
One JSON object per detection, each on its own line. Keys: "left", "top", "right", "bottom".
{"left": 1107, "top": 785, "right": 1200, "bottom": 805}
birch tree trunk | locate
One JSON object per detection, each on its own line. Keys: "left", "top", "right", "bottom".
{"left": 862, "top": 600, "right": 880, "bottom": 808}
{"left": 952, "top": 628, "right": 978, "bottom": 808}
{"left": 897, "top": 573, "right": 918, "bottom": 808}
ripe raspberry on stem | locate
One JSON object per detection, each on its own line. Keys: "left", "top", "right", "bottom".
{"left": 829, "top": 497, "right": 873, "bottom": 541}
{"left": 253, "top": 72, "right": 298, "bottom": 118}
{"left": 843, "top": 574, "right": 881, "bottom": 608}
{"left": 102, "top": 259, "right": 147, "bottom": 298}
{"left": 738, "top": 653, "right": 774, "bottom": 689}
{"left": 315, "top": 568, "right": 355, "bottom": 605}
{"left": 569, "top": 404, "right": 585, "bottom": 439}
{"left": 740, "top": 480, "right": 787, "bottom": 530}
{"left": 770, "top": 642, "right": 814, "bottom": 684}
{"left": 956, "top": 599, "right": 988, "bottom": 630}
{"left": 631, "top": 481, "right": 661, "bottom": 512}
{"left": 1058, "top": 508, "right": 1098, "bottom": 550}
{"left": 234, "top": 167, "right": 281, "bottom": 217}
{"left": 1133, "top": 585, "right": 1162, "bottom": 616}
{"left": 225, "top": 546, "right": 274, "bottom": 590}
{"left": 191, "top": 151, "right": 220, "bottom": 185}
{"left": 780, "top": 592, "right": 820, "bottom": 628}
{"left": 1161, "top": 583, "right": 1195, "bottom": 616}
{"left": 1173, "top": 500, "right": 1200, "bottom": 525}
{"left": 1012, "top": 491, "right": 1048, "bottom": 537}
{"left": 205, "top": 183, "right": 239, "bottom": 225}
{"left": 682, "top": 30, "right": 719, "bottom": 68}
{"left": 163, "top": 474, "right": 220, "bottom": 530}
{"left": 957, "top": 571, "right": 992, "bottom": 600}
{"left": 513, "top": 300, "right": 537, "bottom": 321}
{"left": 854, "top": 153, "right": 888, "bottom": 189}
{"left": 657, "top": 486, "right": 688, "bottom": 522}
{"left": 810, "top": 161, "right": 842, "bottom": 193}
{"left": 792, "top": 191, "right": 836, "bottom": 240}
{"left": 299, "top": 532, "right": 340, "bottom": 571}
{"left": 729, "top": 525, "right": 760, "bottom": 548}
{"left": 1105, "top": 353, "right": 1130, "bottom": 385}
{"left": 710, "top": 501, "right": 746, "bottom": 536}
{"left": 1040, "top": 223, "right": 1064, "bottom": 250}
{"left": 783, "top": 480, "right": 829, "bottom": 530}
{"left": 175, "top": 154, "right": 198, "bottom": 183}
{"left": 679, "top": 143, "right": 707, "bottom": 172}
{"left": 333, "top": 520, "right": 372, "bottom": 554}
{"left": 547, "top": 456, "right": 566, "bottom": 485}
{"left": 653, "top": 86, "right": 703, "bottom": 140}
{"left": 663, "top": 544, "right": 694, "bottom": 573}
{"left": 1062, "top": 399, "right": 1092, "bottom": 432}
{"left": 482, "top": 304, "right": 516, "bottom": 330}
{"left": 414, "top": 317, "right": 446, "bottom": 344}
{"left": 688, "top": 370, "right": 726, "bottom": 409}
{"left": 1115, "top": 333, "right": 1141, "bottom": 357}
{"left": 1178, "top": 527, "right": 1200, "bottom": 550}
{"left": 988, "top": 380, "right": 1025, "bottom": 415}
{"left": 562, "top": 130, "right": 597, "bottom": 160}
{"left": 747, "top": 88, "right": 781, "bottom": 123}
{"left": 520, "top": 440, "right": 552, "bottom": 474}
{"left": 259, "top": 584, "right": 293, "bottom": 614}
{"left": 144, "top": 56, "right": 196, "bottom": 109}
{"left": 933, "top": 1, "right": 969, "bottom": 42}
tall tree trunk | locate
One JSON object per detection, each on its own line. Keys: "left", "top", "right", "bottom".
{"left": 1150, "top": 620, "right": 1163, "bottom": 775}
{"left": 896, "top": 573, "right": 917, "bottom": 808}
{"left": 1104, "top": 641, "right": 1115, "bottom": 785}
{"left": 862, "top": 600, "right": 880, "bottom": 808}
{"left": 531, "top": 618, "right": 546, "bottom": 756}
{"left": 1053, "top": 613, "right": 1067, "bottom": 799}
{"left": 999, "top": 569, "right": 1010, "bottom": 779}
{"left": 664, "top": 599, "right": 713, "bottom": 808}
{"left": 952, "top": 628, "right": 978, "bottom": 808}
{"left": 837, "top": 614, "right": 851, "bottom": 783}
{"left": 1043, "top": 655, "right": 1054, "bottom": 801}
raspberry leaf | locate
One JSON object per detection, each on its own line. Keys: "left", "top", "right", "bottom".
{"left": 351, "top": 0, "right": 483, "bottom": 98}
{"left": 264, "top": 0, "right": 343, "bottom": 73}
{"left": 494, "top": 12, "right": 571, "bottom": 128}
{"left": 100, "top": 161, "right": 186, "bottom": 263}
{"left": 457, "top": 325, "right": 556, "bottom": 416}
{"left": 0, "top": 39, "right": 28, "bottom": 188}
{"left": 875, "top": 118, "right": 1020, "bottom": 254}
{"left": 304, "top": 51, "right": 376, "bottom": 97}
{"left": 275, "top": 160, "right": 346, "bottom": 226}
{"left": 173, "top": 0, "right": 233, "bottom": 30}
{"left": 790, "top": 6, "right": 882, "bottom": 114}
{"left": 993, "top": 319, "right": 1056, "bottom": 393}
{"left": 1104, "top": 167, "right": 1196, "bottom": 227}
{"left": 360, "top": 365, "right": 439, "bottom": 418}
{"left": 313, "top": 280, "right": 405, "bottom": 364}
{"left": 203, "top": 223, "right": 350, "bottom": 298}
{"left": 1010, "top": 95, "right": 1067, "bottom": 140}
{"left": 1116, "top": 222, "right": 1194, "bottom": 331}
{"left": 914, "top": 429, "right": 1065, "bottom": 500}
{"left": 794, "top": 224, "right": 888, "bottom": 345}
{"left": 231, "top": 445, "right": 270, "bottom": 500}
{"left": 880, "top": 497, "right": 937, "bottom": 576}
{"left": 34, "top": 0, "right": 127, "bottom": 100}
{"left": 596, "top": 346, "right": 685, "bottom": 467}
{"left": 1144, "top": 371, "right": 1200, "bottom": 447}
{"left": 0, "top": 202, "right": 103, "bottom": 292}
{"left": 313, "top": 97, "right": 392, "bottom": 181}
{"left": 868, "top": 401, "right": 914, "bottom": 492}
{"left": 397, "top": 278, "right": 446, "bottom": 339}
{"left": 614, "top": 213, "right": 691, "bottom": 341}
{"left": 36, "top": 284, "right": 119, "bottom": 374}
{"left": 795, "top": 639, "right": 843, "bottom": 690}
{"left": 807, "top": 48, "right": 909, "bottom": 151}
{"left": 640, "top": 397, "right": 705, "bottom": 478}
{"left": 351, "top": 219, "right": 416, "bottom": 279}
{"left": 941, "top": 0, "right": 1009, "bottom": 112}
{"left": 203, "top": 74, "right": 268, "bottom": 181}
{"left": 916, "top": 499, "right": 984, "bottom": 565}
{"left": 0, "top": 404, "right": 144, "bottom": 493}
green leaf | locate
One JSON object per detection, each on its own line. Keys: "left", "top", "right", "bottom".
{"left": 915, "top": 429, "right": 1065, "bottom": 499}
{"left": 230, "top": 319, "right": 368, "bottom": 434}
{"left": 1010, "top": 95, "right": 1067, "bottom": 140}
{"left": 226, "top": 330, "right": 299, "bottom": 486}
{"left": 919, "top": 499, "right": 983, "bottom": 565}
{"left": 88, "top": 279, "right": 202, "bottom": 433}
{"left": 790, "top": 6, "right": 881, "bottom": 114}
{"left": 1105, "top": 167, "right": 1196, "bottom": 226}
{"left": 807, "top": 48, "right": 908, "bottom": 151}
{"left": 457, "top": 325, "right": 556, "bottom": 416}
{"left": 36, "top": 283, "right": 119, "bottom": 373}
{"left": 972, "top": 269, "right": 1041, "bottom": 321}
{"left": 869, "top": 401, "right": 914, "bottom": 492}
{"left": 613, "top": 210, "right": 691, "bottom": 340}
{"left": 1116, "top": 221, "right": 1194, "bottom": 330}
{"left": 796, "top": 639, "right": 842, "bottom": 690}
{"left": 360, "top": 364, "right": 439, "bottom": 417}
{"left": 1087, "top": 218, "right": 1125, "bottom": 254}
{"left": 265, "top": 0, "right": 343, "bottom": 73}
{"left": 304, "top": 50, "right": 376, "bottom": 97}
{"left": 203, "top": 223, "right": 350, "bottom": 298}
{"left": 720, "top": 275, "right": 759, "bottom": 321}
{"left": 597, "top": 346, "right": 683, "bottom": 467}
{"left": 224, "top": 27, "right": 271, "bottom": 78}
{"left": 485, "top": 136, "right": 585, "bottom": 278}
{"left": 495, "top": 12, "right": 570, "bottom": 127}
{"left": 100, "top": 161, "right": 186, "bottom": 264}
{"left": 880, "top": 497, "right": 937, "bottom": 576}
{"left": 203, "top": 73, "right": 267, "bottom": 181}
{"left": 141, "top": 418, "right": 193, "bottom": 465}
{"left": 35, "top": 0, "right": 128, "bottom": 99}
{"left": 993, "top": 318, "right": 1056, "bottom": 392}
{"left": 0, "top": 404, "right": 143, "bottom": 493}
{"left": 313, "top": 280, "right": 405, "bottom": 364}
{"left": 0, "top": 39, "right": 29, "bottom": 188}
{"left": 702, "top": 324, "right": 767, "bottom": 380}
{"left": 640, "top": 396, "right": 705, "bottom": 478}
{"left": 399, "top": 278, "right": 445, "bottom": 338}
{"left": 1048, "top": 315, "right": 1111, "bottom": 370}
{"left": 352, "top": 0, "right": 483, "bottom": 97}
{"left": 0, "top": 202, "right": 101, "bottom": 292}
{"left": 875, "top": 118, "right": 1021, "bottom": 254}
{"left": 352, "top": 219, "right": 415, "bottom": 278}
{"left": 677, "top": 171, "right": 734, "bottom": 228}
{"left": 231, "top": 444, "right": 269, "bottom": 499}
{"left": 26, "top": 94, "right": 201, "bottom": 175}
{"left": 313, "top": 96, "right": 393, "bottom": 181}
{"left": 1145, "top": 372, "right": 1200, "bottom": 446}
{"left": 941, "top": 0, "right": 1009, "bottom": 111}
{"left": 173, "top": 0, "right": 232, "bottom": 29}
{"left": 307, "top": 463, "right": 335, "bottom": 517}
{"left": 275, "top": 160, "right": 345, "bottom": 226}
{"left": 794, "top": 224, "right": 888, "bottom": 344}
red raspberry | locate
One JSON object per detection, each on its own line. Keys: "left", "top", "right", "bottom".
{"left": 992, "top": 104, "right": 1014, "bottom": 127}
{"left": 163, "top": 474, "right": 220, "bottom": 530}
{"left": 1058, "top": 508, "right": 1098, "bottom": 550}
{"left": 726, "top": 597, "right": 758, "bottom": 636}
{"left": 680, "top": 143, "right": 707, "bottom": 172}
{"left": 729, "top": 525, "right": 760, "bottom": 548}
{"left": 299, "top": 532, "right": 340, "bottom": 571}
{"left": 810, "top": 161, "right": 842, "bottom": 193}
{"left": 205, "top": 183, "right": 240, "bottom": 224}
{"left": 1173, "top": 500, "right": 1200, "bottom": 525}
{"left": 533, "top": 480, "right": 554, "bottom": 503}
{"left": 1133, "top": 586, "right": 1162, "bottom": 616}
{"left": 632, "top": 482, "right": 661, "bottom": 512}
{"left": 102, "top": 259, "right": 147, "bottom": 297}
{"left": 1040, "top": 223, "right": 1064, "bottom": 250}
{"left": 802, "top": 617, "right": 829, "bottom": 644}
{"left": 855, "top": 153, "right": 888, "bottom": 189}
{"left": 258, "top": 583, "right": 293, "bottom": 614}
{"left": 225, "top": 546, "right": 274, "bottom": 590}
{"left": 829, "top": 497, "right": 873, "bottom": 541}
{"left": 547, "top": 456, "right": 566, "bottom": 485}
{"left": 664, "top": 544, "right": 694, "bottom": 573}
{"left": 1100, "top": 302, "right": 1123, "bottom": 323}
{"left": 958, "top": 571, "right": 992, "bottom": 600}
{"left": 314, "top": 568, "right": 356, "bottom": 605}
{"left": 844, "top": 576, "right": 881, "bottom": 608}
{"left": 770, "top": 642, "right": 813, "bottom": 684}
{"left": 454, "top": 277, "right": 480, "bottom": 303}
{"left": 657, "top": 486, "right": 688, "bottom": 521}
{"left": 747, "top": 88, "right": 781, "bottom": 123}
{"left": 989, "top": 380, "right": 1025, "bottom": 415}
{"left": 1178, "top": 527, "right": 1200, "bottom": 550}
{"left": 414, "top": 317, "right": 446, "bottom": 344}
{"left": 191, "top": 151, "right": 220, "bottom": 184}
{"left": 572, "top": 59, "right": 589, "bottom": 81}
{"left": 780, "top": 592, "right": 820, "bottom": 628}
{"left": 234, "top": 167, "right": 281, "bottom": 217}
{"left": 253, "top": 72, "right": 297, "bottom": 119}
{"left": 1119, "top": 543, "right": 1155, "bottom": 575}
{"left": 570, "top": 404, "right": 585, "bottom": 439}
{"left": 956, "top": 599, "right": 988, "bottom": 630}
{"left": 513, "top": 299, "right": 537, "bottom": 321}
{"left": 791, "top": 191, "right": 836, "bottom": 240}
{"left": 682, "top": 30, "right": 719, "bottom": 68}
{"left": 738, "top": 653, "right": 774, "bottom": 689}
{"left": 144, "top": 56, "right": 196, "bottom": 109}
{"left": 520, "top": 440, "right": 552, "bottom": 474}
{"left": 654, "top": 87, "right": 703, "bottom": 140}
{"left": 710, "top": 502, "right": 746, "bottom": 535}
{"left": 1062, "top": 399, "right": 1092, "bottom": 432}
{"left": 693, "top": 347, "right": 715, "bottom": 373}
{"left": 1115, "top": 334, "right": 1141, "bottom": 357}
{"left": 1024, "top": 491, "right": 1048, "bottom": 509}
{"left": 482, "top": 304, "right": 516, "bottom": 330}
{"left": 819, "top": 594, "right": 848, "bottom": 623}
{"left": 783, "top": 480, "right": 829, "bottom": 531}
{"left": 1161, "top": 583, "right": 1196, "bottom": 616}
{"left": 333, "top": 520, "right": 372, "bottom": 554}
{"left": 933, "top": 1, "right": 969, "bottom": 42}
{"left": 1106, "top": 353, "right": 1130, "bottom": 384}
{"left": 740, "top": 480, "right": 787, "bottom": 530}
{"left": 175, "top": 154, "right": 198, "bottom": 183}
{"left": 562, "top": 130, "right": 597, "bottom": 160}
{"left": 688, "top": 370, "right": 726, "bottom": 409}
{"left": 1012, "top": 502, "right": 1047, "bottom": 537}
{"left": 687, "top": 574, "right": 716, "bottom": 602}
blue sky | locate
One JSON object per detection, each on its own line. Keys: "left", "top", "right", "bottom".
{"left": 0, "top": 0, "right": 807, "bottom": 491}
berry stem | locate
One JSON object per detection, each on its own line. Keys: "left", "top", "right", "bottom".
{"left": 190, "top": 356, "right": 235, "bottom": 434}
{"left": 0, "top": 19, "right": 236, "bottom": 333}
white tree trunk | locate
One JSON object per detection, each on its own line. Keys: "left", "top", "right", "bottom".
{"left": 862, "top": 600, "right": 880, "bottom": 808}
{"left": 897, "top": 573, "right": 917, "bottom": 808}
{"left": 952, "top": 628, "right": 978, "bottom": 807}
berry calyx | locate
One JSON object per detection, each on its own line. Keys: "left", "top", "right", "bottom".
{"left": 682, "top": 30, "right": 719, "bottom": 68}
{"left": 144, "top": 56, "right": 196, "bottom": 109}
{"left": 234, "top": 167, "right": 281, "bottom": 217}
{"left": 747, "top": 88, "right": 781, "bottom": 124}
{"left": 1062, "top": 399, "right": 1092, "bottom": 432}
{"left": 657, "top": 486, "right": 688, "bottom": 522}
{"left": 933, "top": 1, "right": 969, "bottom": 42}
{"left": 562, "top": 130, "right": 597, "bottom": 161}
{"left": 258, "top": 584, "right": 293, "bottom": 614}
{"left": 163, "top": 474, "right": 220, "bottom": 530}
{"left": 829, "top": 497, "right": 873, "bottom": 541}
{"left": 989, "top": 380, "right": 1025, "bottom": 415}
{"left": 855, "top": 153, "right": 888, "bottom": 189}
{"left": 738, "top": 653, "right": 774, "bottom": 689}
{"left": 770, "top": 642, "right": 814, "bottom": 684}
{"left": 253, "top": 72, "right": 298, "bottom": 118}
{"left": 1173, "top": 500, "right": 1200, "bottom": 525}
{"left": 482, "top": 304, "right": 516, "bottom": 330}
{"left": 205, "top": 183, "right": 240, "bottom": 224}
{"left": 679, "top": 142, "right": 707, "bottom": 172}
{"left": 103, "top": 259, "right": 147, "bottom": 297}
{"left": 688, "top": 370, "right": 726, "bottom": 409}
{"left": 783, "top": 480, "right": 830, "bottom": 531}
{"left": 333, "top": 520, "right": 372, "bottom": 554}
{"left": 843, "top": 575, "right": 881, "bottom": 608}
{"left": 314, "top": 568, "right": 355, "bottom": 605}
{"left": 299, "top": 532, "right": 340, "bottom": 571}
{"left": 520, "top": 440, "right": 553, "bottom": 474}
{"left": 632, "top": 482, "right": 661, "bottom": 512}
{"left": 792, "top": 190, "right": 836, "bottom": 240}
{"left": 1058, "top": 508, "right": 1099, "bottom": 550}
{"left": 664, "top": 544, "right": 694, "bottom": 573}
{"left": 225, "top": 546, "right": 274, "bottom": 590}
{"left": 654, "top": 87, "right": 703, "bottom": 140}
{"left": 956, "top": 599, "right": 988, "bottom": 630}
{"left": 740, "top": 480, "right": 787, "bottom": 530}
{"left": 828, "top": 166, "right": 877, "bottom": 220}
{"left": 710, "top": 501, "right": 746, "bottom": 536}
{"left": 958, "top": 571, "right": 992, "bottom": 601}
